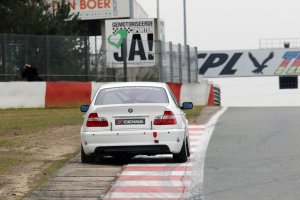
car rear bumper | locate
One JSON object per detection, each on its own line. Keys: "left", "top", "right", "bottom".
{"left": 81, "top": 129, "right": 186, "bottom": 155}
{"left": 95, "top": 145, "right": 171, "bottom": 155}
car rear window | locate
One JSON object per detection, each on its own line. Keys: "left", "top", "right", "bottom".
{"left": 95, "top": 86, "right": 169, "bottom": 105}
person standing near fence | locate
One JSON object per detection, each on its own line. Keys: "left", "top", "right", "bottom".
{"left": 21, "top": 64, "right": 43, "bottom": 81}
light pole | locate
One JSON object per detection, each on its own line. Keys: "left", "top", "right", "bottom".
{"left": 157, "top": 0, "right": 160, "bottom": 19}
{"left": 130, "top": 0, "right": 134, "bottom": 18}
{"left": 183, "top": 0, "right": 187, "bottom": 46}
{"left": 183, "top": 0, "right": 190, "bottom": 83}
{"left": 157, "top": 0, "right": 163, "bottom": 82}
{"left": 157, "top": 0, "right": 160, "bottom": 40}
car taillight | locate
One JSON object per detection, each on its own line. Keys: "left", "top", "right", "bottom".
{"left": 154, "top": 110, "right": 177, "bottom": 125}
{"left": 86, "top": 113, "right": 109, "bottom": 127}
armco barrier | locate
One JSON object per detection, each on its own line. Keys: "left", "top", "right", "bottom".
{"left": 0, "top": 82, "right": 46, "bottom": 109}
{"left": 0, "top": 82, "right": 211, "bottom": 109}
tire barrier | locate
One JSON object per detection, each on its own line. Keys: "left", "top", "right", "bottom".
{"left": 0, "top": 82, "right": 213, "bottom": 108}
{"left": 213, "top": 85, "right": 221, "bottom": 106}
{"left": 208, "top": 84, "right": 221, "bottom": 106}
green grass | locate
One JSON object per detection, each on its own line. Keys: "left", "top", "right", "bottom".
{"left": 184, "top": 105, "right": 204, "bottom": 120}
{"left": 0, "top": 108, "right": 83, "bottom": 135}
{"left": 0, "top": 150, "right": 32, "bottom": 175}
{"left": 0, "top": 139, "right": 16, "bottom": 147}
{"left": 0, "top": 108, "right": 83, "bottom": 176}
{"left": 0, "top": 157, "right": 17, "bottom": 174}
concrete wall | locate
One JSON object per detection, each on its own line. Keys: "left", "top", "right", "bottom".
{"left": 0, "top": 82, "right": 46, "bottom": 109}
{"left": 45, "top": 82, "right": 91, "bottom": 108}
{"left": 0, "top": 81, "right": 211, "bottom": 109}
{"left": 180, "top": 82, "right": 210, "bottom": 105}
{"left": 208, "top": 76, "right": 300, "bottom": 107}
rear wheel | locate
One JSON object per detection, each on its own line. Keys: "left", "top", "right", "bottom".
{"left": 173, "top": 139, "right": 188, "bottom": 163}
{"left": 81, "top": 145, "right": 95, "bottom": 163}
{"left": 186, "top": 138, "right": 191, "bottom": 157}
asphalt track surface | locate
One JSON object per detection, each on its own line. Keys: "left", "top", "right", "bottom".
{"left": 204, "top": 107, "right": 300, "bottom": 200}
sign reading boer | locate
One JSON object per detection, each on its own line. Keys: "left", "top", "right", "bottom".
{"left": 47, "top": 0, "right": 130, "bottom": 20}
{"left": 105, "top": 19, "right": 156, "bottom": 68}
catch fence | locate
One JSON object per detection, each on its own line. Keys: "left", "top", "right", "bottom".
{"left": 0, "top": 34, "right": 198, "bottom": 83}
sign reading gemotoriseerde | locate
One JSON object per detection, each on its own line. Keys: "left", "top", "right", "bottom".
{"left": 48, "top": 0, "right": 130, "bottom": 20}
{"left": 198, "top": 49, "right": 300, "bottom": 77}
{"left": 105, "top": 19, "right": 156, "bottom": 68}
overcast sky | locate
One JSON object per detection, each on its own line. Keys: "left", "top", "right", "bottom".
{"left": 137, "top": 0, "right": 300, "bottom": 51}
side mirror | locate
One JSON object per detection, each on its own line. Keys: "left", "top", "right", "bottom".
{"left": 80, "top": 105, "right": 89, "bottom": 112}
{"left": 181, "top": 102, "right": 193, "bottom": 110}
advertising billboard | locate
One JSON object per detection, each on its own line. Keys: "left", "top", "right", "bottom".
{"left": 48, "top": 0, "right": 130, "bottom": 20}
{"left": 198, "top": 49, "right": 300, "bottom": 77}
{"left": 105, "top": 18, "right": 156, "bottom": 68}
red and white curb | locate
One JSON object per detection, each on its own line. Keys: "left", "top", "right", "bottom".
{"left": 101, "top": 124, "right": 206, "bottom": 200}
{"left": 100, "top": 108, "right": 228, "bottom": 200}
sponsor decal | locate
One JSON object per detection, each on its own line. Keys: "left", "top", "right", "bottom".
{"left": 115, "top": 119, "right": 145, "bottom": 125}
{"left": 275, "top": 52, "right": 300, "bottom": 75}
{"left": 198, "top": 53, "right": 242, "bottom": 76}
{"left": 249, "top": 52, "right": 274, "bottom": 74}
{"left": 108, "top": 29, "right": 128, "bottom": 49}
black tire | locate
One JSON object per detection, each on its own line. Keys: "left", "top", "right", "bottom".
{"left": 81, "top": 145, "right": 95, "bottom": 164}
{"left": 186, "top": 138, "right": 191, "bottom": 158}
{"left": 173, "top": 138, "right": 188, "bottom": 163}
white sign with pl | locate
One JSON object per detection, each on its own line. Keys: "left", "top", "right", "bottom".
{"left": 198, "top": 49, "right": 300, "bottom": 77}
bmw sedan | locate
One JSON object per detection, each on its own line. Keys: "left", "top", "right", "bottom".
{"left": 80, "top": 82, "right": 193, "bottom": 163}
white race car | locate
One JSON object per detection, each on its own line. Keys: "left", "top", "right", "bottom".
{"left": 80, "top": 82, "right": 193, "bottom": 163}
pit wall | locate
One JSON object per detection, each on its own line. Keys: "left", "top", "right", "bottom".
{"left": 0, "top": 81, "right": 211, "bottom": 109}
{"left": 208, "top": 76, "right": 300, "bottom": 107}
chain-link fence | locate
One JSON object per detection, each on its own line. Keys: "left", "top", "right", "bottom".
{"left": 0, "top": 34, "right": 198, "bottom": 83}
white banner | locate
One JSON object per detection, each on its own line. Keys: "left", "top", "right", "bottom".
{"left": 105, "top": 19, "right": 156, "bottom": 68}
{"left": 198, "top": 49, "right": 300, "bottom": 77}
{"left": 48, "top": 0, "right": 130, "bottom": 20}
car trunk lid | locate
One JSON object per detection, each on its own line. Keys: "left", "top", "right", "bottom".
{"left": 92, "top": 104, "right": 168, "bottom": 131}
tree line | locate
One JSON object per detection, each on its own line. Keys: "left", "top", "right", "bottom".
{"left": 0, "top": 0, "right": 86, "bottom": 35}
{"left": 0, "top": 0, "right": 92, "bottom": 82}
